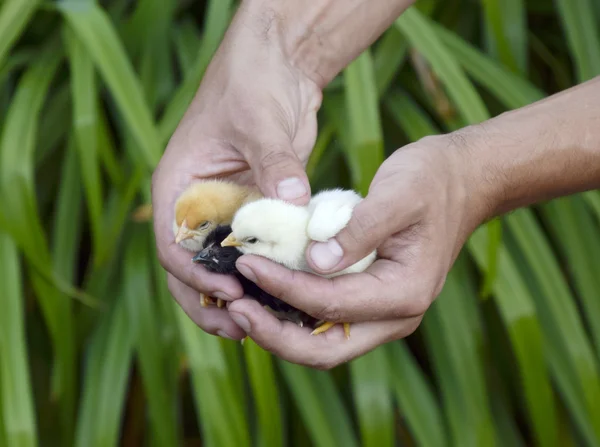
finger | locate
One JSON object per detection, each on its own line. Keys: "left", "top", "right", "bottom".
{"left": 241, "top": 132, "right": 311, "bottom": 205}
{"left": 236, "top": 254, "right": 432, "bottom": 322}
{"left": 228, "top": 298, "right": 422, "bottom": 369}
{"left": 168, "top": 274, "right": 247, "bottom": 340}
{"left": 306, "top": 188, "right": 417, "bottom": 274}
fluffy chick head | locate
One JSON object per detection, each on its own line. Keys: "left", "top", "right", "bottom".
{"left": 173, "top": 180, "right": 261, "bottom": 252}
{"left": 222, "top": 198, "right": 310, "bottom": 270}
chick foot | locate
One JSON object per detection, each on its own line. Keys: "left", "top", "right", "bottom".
{"left": 311, "top": 322, "right": 351, "bottom": 339}
{"left": 200, "top": 293, "right": 218, "bottom": 307}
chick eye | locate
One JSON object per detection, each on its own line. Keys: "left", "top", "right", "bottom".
{"left": 198, "top": 221, "right": 210, "bottom": 230}
{"left": 246, "top": 237, "right": 258, "bottom": 244}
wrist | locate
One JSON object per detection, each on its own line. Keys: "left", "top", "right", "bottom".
{"left": 243, "top": 0, "right": 415, "bottom": 87}
{"left": 454, "top": 76, "right": 600, "bottom": 223}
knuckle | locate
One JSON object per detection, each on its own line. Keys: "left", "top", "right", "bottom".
{"left": 258, "top": 148, "right": 295, "bottom": 172}
{"left": 403, "top": 293, "right": 431, "bottom": 317}
{"left": 403, "top": 317, "right": 423, "bottom": 337}
{"left": 344, "top": 211, "right": 380, "bottom": 246}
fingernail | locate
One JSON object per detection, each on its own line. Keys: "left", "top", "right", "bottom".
{"left": 231, "top": 313, "right": 251, "bottom": 333}
{"left": 310, "top": 239, "right": 343, "bottom": 270}
{"left": 213, "top": 291, "right": 232, "bottom": 301}
{"left": 276, "top": 177, "right": 307, "bottom": 201}
{"left": 217, "top": 330, "right": 235, "bottom": 340}
{"left": 236, "top": 263, "right": 257, "bottom": 283}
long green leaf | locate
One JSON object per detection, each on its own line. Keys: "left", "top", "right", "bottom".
{"left": 58, "top": 1, "right": 161, "bottom": 169}
{"left": 350, "top": 348, "right": 394, "bottom": 447}
{"left": 423, "top": 259, "right": 497, "bottom": 446}
{"left": 177, "top": 306, "right": 250, "bottom": 447}
{"left": 279, "top": 361, "right": 358, "bottom": 447}
{"left": 124, "top": 229, "right": 179, "bottom": 446}
{"left": 0, "top": 233, "right": 38, "bottom": 447}
{"left": 64, "top": 26, "right": 103, "bottom": 259}
{"left": 343, "top": 49, "right": 384, "bottom": 195}
{"left": 243, "top": 340, "right": 283, "bottom": 447}
{"left": 553, "top": 0, "right": 600, "bottom": 81}
{"left": 0, "top": 0, "right": 38, "bottom": 69}
{"left": 75, "top": 297, "right": 134, "bottom": 447}
{"left": 482, "top": 0, "right": 527, "bottom": 73}
{"left": 387, "top": 342, "right": 447, "bottom": 447}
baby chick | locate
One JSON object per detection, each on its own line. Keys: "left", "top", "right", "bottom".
{"left": 192, "top": 225, "right": 319, "bottom": 328}
{"left": 221, "top": 189, "right": 377, "bottom": 339}
{"left": 173, "top": 179, "right": 262, "bottom": 252}
{"left": 173, "top": 179, "right": 262, "bottom": 307}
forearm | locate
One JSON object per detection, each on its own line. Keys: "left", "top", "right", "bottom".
{"left": 241, "top": 0, "right": 415, "bottom": 87}
{"left": 460, "top": 76, "right": 600, "bottom": 222}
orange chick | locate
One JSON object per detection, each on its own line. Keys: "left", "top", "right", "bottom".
{"left": 173, "top": 180, "right": 263, "bottom": 253}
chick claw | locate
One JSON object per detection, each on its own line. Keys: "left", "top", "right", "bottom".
{"left": 199, "top": 294, "right": 218, "bottom": 307}
{"left": 311, "top": 322, "right": 351, "bottom": 340}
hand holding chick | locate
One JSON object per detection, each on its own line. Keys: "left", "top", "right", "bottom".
{"left": 221, "top": 188, "right": 377, "bottom": 338}
{"left": 226, "top": 140, "right": 470, "bottom": 369}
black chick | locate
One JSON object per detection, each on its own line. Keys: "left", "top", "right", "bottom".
{"left": 192, "top": 225, "right": 319, "bottom": 328}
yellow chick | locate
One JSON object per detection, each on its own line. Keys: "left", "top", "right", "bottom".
{"left": 222, "top": 189, "right": 377, "bottom": 339}
{"left": 173, "top": 180, "right": 262, "bottom": 252}
{"left": 173, "top": 179, "right": 262, "bottom": 307}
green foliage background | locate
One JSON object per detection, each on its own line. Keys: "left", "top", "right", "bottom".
{"left": 1, "top": 0, "right": 600, "bottom": 445}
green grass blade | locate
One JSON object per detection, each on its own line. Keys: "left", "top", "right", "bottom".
{"left": 123, "top": 229, "right": 179, "bottom": 446}
{"left": 49, "top": 140, "right": 82, "bottom": 446}
{"left": 0, "top": 233, "right": 38, "bottom": 447}
{"left": 0, "top": 40, "right": 88, "bottom": 444}
{"left": 172, "top": 18, "right": 203, "bottom": 75}
{"left": 58, "top": 1, "right": 161, "bottom": 169}
{"left": 0, "top": 0, "right": 38, "bottom": 69}
{"left": 350, "top": 348, "right": 394, "bottom": 447}
{"left": 373, "top": 26, "right": 409, "bottom": 95}
{"left": 541, "top": 197, "right": 600, "bottom": 361}
{"left": 176, "top": 306, "right": 250, "bottom": 447}
{"left": 468, "top": 228, "right": 558, "bottom": 447}
{"left": 384, "top": 88, "right": 439, "bottom": 140}
{"left": 133, "top": 0, "right": 176, "bottom": 109}
{"left": 74, "top": 298, "right": 135, "bottom": 447}
{"left": 422, "top": 260, "right": 497, "bottom": 446}
{"left": 158, "top": 0, "right": 233, "bottom": 142}
{"left": 553, "top": 0, "right": 600, "bottom": 81}
{"left": 386, "top": 342, "right": 447, "bottom": 447}
{"left": 506, "top": 209, "right": 600, "bottom": 443}
{"left": 63, "top": 26, "right": 103, "bottom": 259}
{"left": 395, "top": 7, "right": 489, "bottom": 124}
{"left": 343, "top": 49, "right": 384, "bottom": 195}
{"left": 35, "top": 84, "right": 71, "bottom": 167}
{"left": 431, "top": 23, "right": 545, "bottom": 108}
{"left": 482, "top": 0, "right": 527, "bottom": 73}
{"left": 243, "top": 340, "right": 283, "bottom": 447}
{"left": 278, "top": 361, "right": 358, "bottom": 447}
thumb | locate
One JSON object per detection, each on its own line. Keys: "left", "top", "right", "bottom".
{"left": 245, "top": 135, "right": 311, "bottom": 206}
{"left": 306, "top": 190, "right": 407, "bottom": 274}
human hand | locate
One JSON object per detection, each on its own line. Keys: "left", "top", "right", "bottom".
{"left": 225, "top": 74, "right": 600, "bottom": 368}
{"left": 151, "top": 3, "right": 322, "bottom": 340}
{"left": 227, "top": 133, "right": 482, "bottom": 368}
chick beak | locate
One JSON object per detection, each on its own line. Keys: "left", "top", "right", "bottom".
{"left": 175, "top": 219, "right": 194, "bottom": 244}
{"left": 221, "top": 233, "right": 242, "bottom": 247}
{"left": 192, "top": 249, "right": 212, "bottom": 265}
